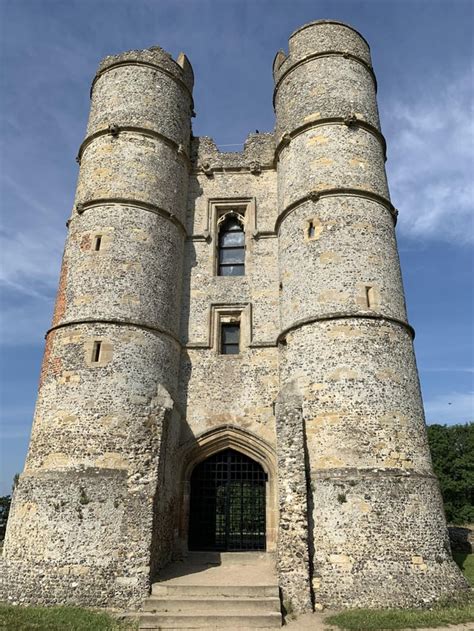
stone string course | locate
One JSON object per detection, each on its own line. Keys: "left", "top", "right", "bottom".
{"left": 1, "top": 19, "right": 468, "bottom": 615}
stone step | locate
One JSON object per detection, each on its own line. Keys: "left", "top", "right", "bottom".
{"left": 138, "top": 612, "right": 282, "bottom": 629}
{"left": 152, "top": 584, "right": 279, "bottom": 598}
{"left": 183, "top": 552, "right": 275, "bottom": 565}
{"left": 143, "top": 595, "right": 281, "bottom": 613}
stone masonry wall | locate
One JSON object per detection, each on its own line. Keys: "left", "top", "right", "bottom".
{"left": 311, "top": 472, "right": 465, "bottom": 607}
{"left": 275, "top": 383, "right": 313, "bottom": 614}
{"left": 180, "top": 133, "right": 280, "bottom": 446}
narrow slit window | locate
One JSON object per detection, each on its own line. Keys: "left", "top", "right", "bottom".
{"left": 220, "top": 322, "right": 240, "bottom": 355}
{"left": 91, "top": 341, "right": 102, "bottom": 363}
{"left": 365, "top": 285, "right": 375, "bottom": 308}
{"left": 218, "top": 216, "right": 245, "bottom": 276}
{"left": 93, "top": 235, "right": 102, "bottom": 251}
{"left": 308, "top": 221, "right": 315, "bottom": 239}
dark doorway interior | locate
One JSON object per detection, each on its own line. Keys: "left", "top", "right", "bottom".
{"left": 188, "top": 448, "right": 266, "bottom": 551}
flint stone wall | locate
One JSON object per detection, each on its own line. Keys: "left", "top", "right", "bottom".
{"left": 275, "top": 384, "right": 313, "bottom": 614}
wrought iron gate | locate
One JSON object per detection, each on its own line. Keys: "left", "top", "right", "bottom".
{"left": 188, "top": 449, "right": 266, "bottom": 551}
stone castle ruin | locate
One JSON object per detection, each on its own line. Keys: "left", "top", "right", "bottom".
{"left": 1, "top": 19, "right": 467, "bottom": 620}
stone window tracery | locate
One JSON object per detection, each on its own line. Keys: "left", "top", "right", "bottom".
{"left": 217, "top": 211, "right": 245, "bottom": 276}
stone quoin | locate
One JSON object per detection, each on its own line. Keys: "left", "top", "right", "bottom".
{"left": 1, "top": 20, "right": 468, "bottom": 614}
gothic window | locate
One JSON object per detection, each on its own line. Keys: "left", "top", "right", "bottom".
{"left": 220, "top": 322, "right": 240, "bottom": 355}
{"left": 217, "top": 214, "right": 245, "bottom": 276}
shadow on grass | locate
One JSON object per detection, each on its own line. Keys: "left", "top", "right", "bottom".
{"left": 453, "top": 552, "right": 474, "bottom": 586}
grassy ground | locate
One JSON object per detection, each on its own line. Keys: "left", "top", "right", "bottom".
{"left": 325, "top": 598, "right": 474, "bottom": 630}
{"left": 0, "top": 605, "right": 137, "bottom": 631}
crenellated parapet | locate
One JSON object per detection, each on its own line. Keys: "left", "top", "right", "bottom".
{"left": 191, "top": 133, "right": 276, "bottom": 175}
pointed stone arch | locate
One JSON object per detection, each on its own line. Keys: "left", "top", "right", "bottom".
{"left": 177, "top": 425, "right": 278, "bottom": 552}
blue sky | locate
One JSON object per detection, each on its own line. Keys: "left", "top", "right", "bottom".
{"left": 0, "top": 0, "right": 472, "bottom": 495}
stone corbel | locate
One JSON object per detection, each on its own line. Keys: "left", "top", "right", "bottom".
{"left": 201, "top": 161, "right": 214, "bottom": 177}
{"left": 343, "top": 113, "right": 359, "bottom": 128}
{"left": 249, "top": 161, "right": 262, "bottom": 175}
{"left": 280, "top": 132, "right": 291, "bottom": 147}
{"left": 108, "top": 123, "right": 120, "bottom": 137}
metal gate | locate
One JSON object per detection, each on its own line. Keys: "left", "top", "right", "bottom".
{"left": 188, "top": 449, "right": 266, "bottom": 551}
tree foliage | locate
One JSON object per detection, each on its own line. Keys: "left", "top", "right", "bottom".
{"left": 0, "top": 474, "right": 18, "bottom": 541}
{"left": 0, "top": 495, "right": 11, "bottom": 540}
{"left": 427, "top": 423, "right": 474, "bottom": 524}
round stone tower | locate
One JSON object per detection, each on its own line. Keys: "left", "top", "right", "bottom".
{"left": 2, "top": 47, "right": 193, "bottom": 608}
{"left": 274, "top": 20, "right": 466, "bottom": 609}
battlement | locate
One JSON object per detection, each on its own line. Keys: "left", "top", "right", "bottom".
{"left": 273, "top": 19, "right": 372, "bottom": 87}
{"left": 95, "top": 46, "right": 194, "bottom": 93}
{"left": 289, "top": 19, "right": 371, "bottom": 49}
{"left": 191, "top": 132, "right": 276, "bottom": 172}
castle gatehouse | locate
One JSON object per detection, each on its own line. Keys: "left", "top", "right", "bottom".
{"left": 1, "top": 19, "right": 467, "bottom": 619}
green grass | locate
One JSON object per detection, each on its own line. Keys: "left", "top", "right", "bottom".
{"left": 453, "top": 551, "right": 474, "bottom": 586}
{"left": 0, "top": 605, "right": 137, "bottom": 631}
{"left": 325, "top": 598, "right": 474, "bottom": 630}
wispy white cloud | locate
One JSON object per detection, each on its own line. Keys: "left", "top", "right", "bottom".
{"left": 424, "top": 390, "right": 474, "bottom": 424}
{"left": 0, "top": 227, "right": 63, "bottom": 294}
{"left": 384, "top": 68, "right": 474, "bottom": 244}
{"left": 0, "top": 300, "right": 53, "bottom": 346}
{"left": 1, "top": 172, "right": 59, "bottom": 218}
{"left": 0, "top": 221, "right": 61, "bottom": 344}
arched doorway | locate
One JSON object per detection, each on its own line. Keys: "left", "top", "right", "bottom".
{"left": 188, "top": 448, "right": 266, "bottom": 551}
